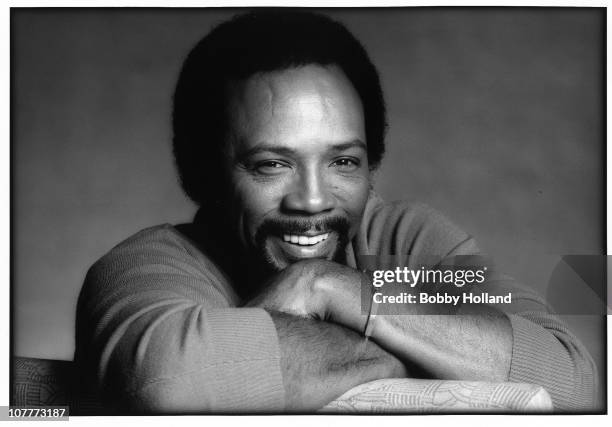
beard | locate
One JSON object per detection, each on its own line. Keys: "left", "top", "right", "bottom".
{"left": 251, "top": 215, "right": 352, "bottom": 273}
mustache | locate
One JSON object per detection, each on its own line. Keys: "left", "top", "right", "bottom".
{"left": 255, "top": 216, "right": 351, "bottom": 239}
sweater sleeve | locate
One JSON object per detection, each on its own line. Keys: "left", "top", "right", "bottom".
{"left": 359, "top": 197, "right": 597, "bottom": 411}
{"left": 74, "top": 225, "right": 285, "bottom": 413}
{"left": 432, "top": 216, "right": 598, "bottom": 412}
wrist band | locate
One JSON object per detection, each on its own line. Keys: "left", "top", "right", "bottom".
{"left": 363, "top": 282, "right": 378, "bottom": 339}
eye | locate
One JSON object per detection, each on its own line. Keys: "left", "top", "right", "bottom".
{"left": 255, "top": 160, "right": 289, "bottom": 175}
{"left": 331, "top": 157, "right": 360, "bottom": 172}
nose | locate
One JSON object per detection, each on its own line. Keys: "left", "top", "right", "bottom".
{"left": 281, "top": 168, "right": 336, "bottom": 215}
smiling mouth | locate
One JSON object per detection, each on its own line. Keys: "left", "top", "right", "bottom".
{"left": 268, "top": 231, "right": 337, "bottom": 263}
{"left": 282, "top": 233, "right": 330, "bottom": 246}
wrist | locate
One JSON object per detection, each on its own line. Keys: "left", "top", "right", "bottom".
{"left": 315, "top": 268, "right": 369, "bottom": 333}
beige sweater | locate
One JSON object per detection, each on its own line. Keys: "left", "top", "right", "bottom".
{"left": 74, "top": 193, "right": 597, "bottom": 413}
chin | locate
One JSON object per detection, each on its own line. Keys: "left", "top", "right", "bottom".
{"left": 258, "top": 238, "right": 343, "bottom": 272}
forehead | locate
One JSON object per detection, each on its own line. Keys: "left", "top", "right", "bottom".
{"left": 225, "top": 64, "right": 365, "bottom": 154}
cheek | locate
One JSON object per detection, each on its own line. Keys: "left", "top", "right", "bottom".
{"left": 331, "top": 175, "right": 370, "bottom": 223}
{"left": 230, "top": 176, "right": 285, "bottom": 236}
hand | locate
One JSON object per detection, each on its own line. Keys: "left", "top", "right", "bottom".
{"left": 311, "top": 261, "right": 370, "bottom": 333}
{"left": 244, "top": 259, "right": 332, "bottom": 319}
{"left": 244, "top": 259, "right": 368, "bottom": 329}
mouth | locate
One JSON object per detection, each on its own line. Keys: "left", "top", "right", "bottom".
{"left": 269, "top": 231, "right": 337, "bottom": 262}
{"left": 254, "top": 216, "right": 351, "bottom": 269}
{"left": 281, "top": 232, "right": 330, "bottom": 246}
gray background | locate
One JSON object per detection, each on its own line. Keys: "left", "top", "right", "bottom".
{"left": 13, "top": 7, "right": 604, "bottom": 390}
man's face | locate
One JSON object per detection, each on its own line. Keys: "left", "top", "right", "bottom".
{"left": 224, "top": 64, "right": 371, "bottom": 272}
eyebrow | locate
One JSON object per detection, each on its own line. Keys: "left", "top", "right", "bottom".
{"left": 236, "top": 139, "right": 367, "bottom": 159}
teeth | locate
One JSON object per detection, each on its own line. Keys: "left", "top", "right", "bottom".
{"left": 282, "top": 233, "right": 330, "bottom": 246}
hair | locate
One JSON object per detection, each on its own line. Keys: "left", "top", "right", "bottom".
{"left": 172, "top": 9, "right": 387, "bottom": 206}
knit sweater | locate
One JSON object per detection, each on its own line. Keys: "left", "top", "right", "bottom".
{"left": 74, "top": 193, "right": 597, "bottom": 413}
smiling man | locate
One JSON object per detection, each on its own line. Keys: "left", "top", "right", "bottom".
{"left": 74, "top": 10, "right": 596, "bottom": 414}
{"left": 225, "top": 65, "right": 368, "bottom": 273}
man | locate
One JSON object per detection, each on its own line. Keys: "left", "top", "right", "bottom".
{"left": 74, "top": 10, "right": 596, "bottom": 413}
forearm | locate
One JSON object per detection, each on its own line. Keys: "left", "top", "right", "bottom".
{"left": 269, "top": 311, "right": 407, "bottom": 411}
{"left": 321, "top": 267, "right": 513, "bottom": 382}
{"left": 369, "top": 305, "right": 512, "bottom": 381}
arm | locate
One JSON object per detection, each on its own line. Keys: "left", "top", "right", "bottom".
{"left": 269, "top": 311, "right": 406, "bottom": 411}
{"left": 349, "top": 305, "right": 513, "bottom": 382}
{"left": 279, "top": 259, "right": 512, "bottom": 382}
{"left": 74, "top": 226, "right": 404, "bottom": 413}
{"left": 320, "top": 259, "right": 595, "bottom": 410}
{"left": 244, "top": 260, "right": 406, "bottom": 410}
{"left": 337, "top": 198, "right": 597, "bottom": 410}
{"left": 315, "top": 255, "right": 597, "bottom": 410}
{"left": 74, "top": 229, "right": 286, "bottom": 413}
{"left": 472, "top": 270, "right": 599, "bottom": 411}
